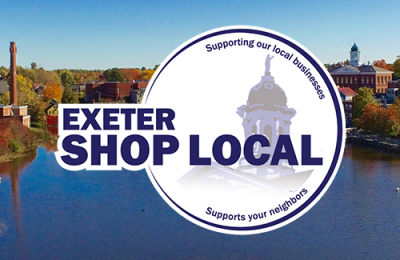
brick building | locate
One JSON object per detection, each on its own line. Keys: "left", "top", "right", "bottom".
{"left": 0, "top": 42, "right": 31, "bottom": 128}
{"left": 388, "top": 79, "right": 400, "bottom": 88}
{"left": 0, "top": 105, "right": 30, "bottom": 127}
{"left": 338, "top": 87, "right": 357, "bottom": 127}
{"left": 329, "top": 43, "right": 393, "bottom": 94}
{"left": 85, "top": 82, "right": 148, "bottom": 102}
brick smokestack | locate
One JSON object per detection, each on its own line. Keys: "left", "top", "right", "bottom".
{"left": 10, "top": 42, "right": 17, "bottom": 106}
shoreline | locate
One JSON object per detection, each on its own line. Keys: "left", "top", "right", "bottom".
{"left": 0, "top": 149, "right": 37, "bottom": 164}
{"left": 346, "top": 131, "right": 400, "bottom": 154}
{"left": 0, "top": 127, "right": 58, "bottom": 164}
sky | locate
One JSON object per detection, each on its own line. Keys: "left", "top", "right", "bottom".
{"left": 0, "top": 0, "right": 399, "bottom": 70}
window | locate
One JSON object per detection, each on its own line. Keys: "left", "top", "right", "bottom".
{"left": 349, "top": 113, "right": 352, "bottom": 119}
{"left": 350, "top": 77, "right": 353, "bottom": 84}
{"left": 361, "top": 77, "right": 364, "bottom": 84}
{"left": 345, "top": 104, "right": 349, "bottom": 110}
{"left": 341, "top": 77, "right": 343, "bottom": 84}
{"left": 366, "top": 77, "right": 369, "bottom": 84}
{"left": 355, "top": 77, "right": 358, "bottom": 84}
{"left": 345, "top": 77, "right": 348, "bottom": 84}
{"left": 336, "top": 77, "right": 339, "bottom": 84}
{"left": 349, "top": 104, "right": 352, "bottom": 110}
{"left": 371, "top": 77, "right": 374, "bottom": 84}
{"left": 118, "top": 88, "right": 120, "bottom": 94}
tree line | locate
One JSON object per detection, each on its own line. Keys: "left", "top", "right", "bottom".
{"left": 353, "top": 87, "right": 400, "bottom": 137}
{"left": 0, "top": 63, "right": 159, "bottom": 128}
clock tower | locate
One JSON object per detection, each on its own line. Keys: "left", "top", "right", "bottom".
{"left": 349, "top": 42, "right": 360, "bottom": 67}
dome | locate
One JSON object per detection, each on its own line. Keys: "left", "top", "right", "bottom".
{"left": 248, "top": 81, "right": 287, "bottom": 108}
{"left": 351, "top": 43, "right": 359, "bottom": 52}
{"left": 239, "top": 54, "right": 295, "bottom": 116}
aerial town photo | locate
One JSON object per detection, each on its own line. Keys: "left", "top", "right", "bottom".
{"left": 1, "top": 0, "right": 400, "bottom": 259}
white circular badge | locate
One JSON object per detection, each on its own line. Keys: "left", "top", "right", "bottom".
{"left": 144, "top": 26, "right": 345, "bottom": 235}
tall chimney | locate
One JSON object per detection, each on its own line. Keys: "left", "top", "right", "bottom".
{"left": 10, "top": 42, "right": 17, "bottom": 106}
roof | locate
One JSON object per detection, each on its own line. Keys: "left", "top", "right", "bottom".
{"left": 351, "top": 43, "right": 359, "bottom": 52}
{"left": 329, "top": 64, "right": 393, "bottom": 75}
{"left": 0, "top": 81, "right": 8, "bottom": 94}
{"left": 358, "top": 65, "right": 393, "bottom": 73}
{"left": 338, "top": 87, "right": 357, "bottom": 96}
{"left": 329, "top": 65, "right": 359, "bottom": 74}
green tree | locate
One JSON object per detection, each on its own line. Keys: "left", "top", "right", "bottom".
{"left": 61, "top": 86, "right": 79, "bottom": 104}
{"left": 30, "top": 99, "right": 48, "bottom": 128}
{"left": 61, "top": 70, "right": 75, "bottom": 88}
{"left": 391, "top": 97, "right": 400, "bottom": 118}
{"left": 393, "top": 56, "right": 400, "bottom": 80}
{"left": 103, "top": 68, "right": 124, "bottom": 82}
{"left": 0, "top": 66, "right": 9, "bottom": 78}
{"left": 353, "top": 87, "right": 378, "bottom": 120}
{"left": 22, "top": 68, "right": 38, "bottom": 83}
{"left": 0, "top": 91, "right": 10, "bottom": 105}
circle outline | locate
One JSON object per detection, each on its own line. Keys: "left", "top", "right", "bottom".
{"left": 145, "top": 27, "right": 344, "bottom": 232}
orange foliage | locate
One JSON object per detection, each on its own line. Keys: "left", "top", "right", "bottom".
{"left": 373, "top": 59, "right": 394, "bottom": 71}
{"left": 359, "top": 103, "right": 400, "bottom": 136}
{"left": 121, "top": 68, "right": 140, "bottom": 81}
{"left": 44, "top": 83, "right": 63, "bottom": 101}
{"left": 0, "top": 118, "right": 35, "bottom": 156}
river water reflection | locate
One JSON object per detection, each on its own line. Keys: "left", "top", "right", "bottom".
{"left": 1, "top": 144, "right": 400, "bottom": 259}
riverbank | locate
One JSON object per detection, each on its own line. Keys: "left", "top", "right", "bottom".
{"left": 346, "top": 131, "right": 400, "bottom": 153}
{"left": 0, "top": 118, "right": 58, "bottom": 163}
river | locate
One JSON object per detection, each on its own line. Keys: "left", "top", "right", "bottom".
{"left": 1, "top": 144, "right": 400, "bottom": 259}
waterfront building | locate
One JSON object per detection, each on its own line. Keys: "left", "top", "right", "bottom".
{"left": 329, "top": 43, "right": 393, "bottom": 94}
{"left": 0, "top": 42, "right": 30, "bottom": 127}
{"left": 338, "top": 87, "right": 356, "bottom": 127}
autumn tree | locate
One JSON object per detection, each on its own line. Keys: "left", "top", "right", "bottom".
{"left": 16, "top": 74, "right": 35, "bottom": 105}
{"left": 0, "top": 91, "right": 10, "bottom": 105}
{"left": 61, "top": 86, "right": 79, "bottom": 104}
{"left": 358, "top": 103, "right": 400, "bottom": 136}
{"left": 44, "top": 83, "right": 63, "bottom": 102}
{"left": 29, "top": 99, "right": 48, "bottom": 128}
{"left": 393, "top": 55, "right": 400, "bottom": 80}
{"left": 36, "top": 68, "right": 48, "bottom": 84}
{"left": 140, "top": 69, "right": 155, "bottom": 81}
{"left": 353, "top": 87, "right": 378, "bottom": 120}
{"left": 121, "top": 68, "right": 140, "bottom": 82}
{"left": 373, "top": 59, "right": 391, "bottom": 70}
{"left": 383, "top": 107, "right": 400, "bottom": 136}
{"left": 391, "top": 97, "right": 400, "bottom": 118}
{"left": 357, "top": 103, "right": 382, "bottom": 133}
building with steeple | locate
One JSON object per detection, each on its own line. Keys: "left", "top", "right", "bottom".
{"left": 349, "top": 42, "right": 361, "bottom": 67}
{"left": 329, "top": 42, "right": 393, "bottom": 94}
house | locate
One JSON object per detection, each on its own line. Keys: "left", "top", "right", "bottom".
{"left": 70, "top": 84, "right": 86, "bottom": 92}
{"left": 338, "top": 87, "right": 356, "bottom": 127}
{"left": 0, "top": 77, "right": 8, "bottom": 96}
{"left": 131, "top": 82, "right": 147, "bottom": 104}
{"left": 388, "top": 79, "right": 400, "bottom": 88}
{"left": 386, "top": 87, "right": 399, "bottom": 104}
